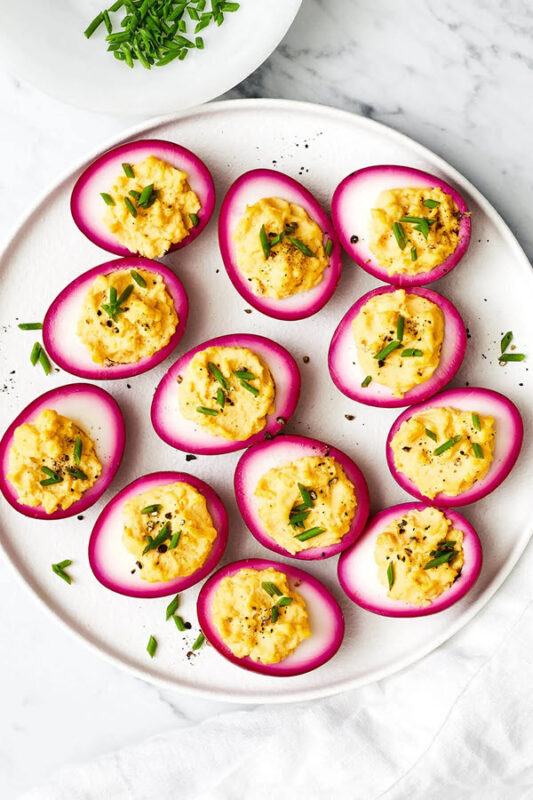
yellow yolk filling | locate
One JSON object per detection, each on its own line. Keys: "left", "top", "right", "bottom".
{"left": 255, "top": 456, "right": 357, "bottom": 554}
{"left": 233, "top": 197, "right": 329, "bottom": 299}
{"left": 103, "top": 156, "right": 201, "bottom": 259}
{"left": 179, "top": 345, "right": 276, "bottom": 441}
{"left": 391, "top": 407, "right": 495, "bottom": 499}
{"left": 77, "top": 269, "right": 178, "bottom": 366}
{"left": 122, "top": 481, "right": 217, "bottom": 583}
{"left": 352, "top": 289, "right": 444, "bottom": 397}
{"left": 7, "top": 409, "right": 101, "bottom": 514}
{"left": 375, "top": 507, "right": 464, "bottom": 606}
{"left": 370, "top": 187, "right": 461, "bottom": 275}
{"left": 211, "top": 567, "right": 310, "bottom": 664}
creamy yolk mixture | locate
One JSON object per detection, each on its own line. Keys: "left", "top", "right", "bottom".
{"left": 179, "top": 345, "right": 276, "bottom": 441}
{"left": 77, "top": 269, "right": 178, "bottom": 366}
{"left": 375, "top": 507, "right": 464, "bottom": 606}
{"left": 233, "top": 197, "right": 329, "bottom": 299}
{"left": 211, "top": 567, "right": 310, "bottom": 664}
{"left": 122, "top": 481, "right": 217, "bottom": 583}
{"left": 255, "top": 456, "right": 357, "bottom": 554}
{"left": 7, "top": 409, "right": 101, "bottom": 514}
{"left": 369, "top": 187, "right": 461, "bottom": 276}
{"left": 352, "top": 289, "right": 445, "bottom": 397}
{"left": 103, "top": 156, "right": 201, "bottom": 258}
{"left": 391, "top": 407, "right": 495, "bottom": 499}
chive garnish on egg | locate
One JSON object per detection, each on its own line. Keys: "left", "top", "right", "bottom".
{"left": 146, "top": 635, "right": 158, "bottom": 658}
{"left": 73, "top": 436, "right": 83, "bottom": 464}
{"left": 401, "top": 348, "right": 423, "bottom": 357}
{"left": 168, "top": 531, "right": 181, "bottom": 550}
{"left": 142, "top": 521, "right": 171, "bottom": 554}
{"left": 295, "top": 526, "right": 325, "bottom": 542}
{"left": 262, "top": 581, "right": 283, "bottom": 597}
{"left": 434, "top": 435, "right": 462, "bottom": 456}
{"left": 208, "top": 361, "right": 229, "bottom": 389}
{"left": 325, "top": 239, "right": 333, "bottom": 257}
{"left": 271, "top": 605, "right": 280, "bottom": 623}
{"left": 425, "top": 428, "right": 438, "bottom": 442}
{"left": 472, "top": 442, "right": 484, "bottom": 459}
{"left": 411, "top": 247, "right": 418, "bottom": 261}
{"left": 67, "top": 466, "right": 88, "bottom": 481}
{"left": 423, "top": 199, "right": 441, "bottom": 208}
{"left": 297, "top": 483, "right": 313, "bottom": 509}
{"left": 40, "top": 466, "right": 63, "bottom": 486}
{"left": 52, "top": 559, "right": 73, "bottom": 584}
{"left": 138, "top": 184, "right": 155, "bottom": 208}
{"left": 387, "top": 561, "right": 394, "bottom": 590}
{"left": 361, "top": 375, "right": 372, "bottom": 388}
{"left": 277, "top": 596, "right": 293, "bottom": 607}
{"left": 216, "top": 388, "right": 226, "bottom": 408}
{"left": 165, "top": 593, "right": 180, "bottom": 620}
{"left": 18, "top": 322, "right": 43, "bottom": 330}
{"left": 100, "top": 192, "right": 115, "bottom": 206}
{"left": 374, "top": 340, "right": 402, "bottom": 362}
{"left": 192, "top": 632, "right": 205, "bottom": 650}
{"left": 424, "top": 551, "right": 456, "bottom": 569}
{"left": 190, "top": 213, "right": 200, "bottom": 227}
{"left": 124, "top": 197, "right": 137, "bottom": 217}
{"left": 130, "top": 269, "right": 147, "bottom": 288}
{"left": 396, "top": 315, "right": 405, "bottom": 342}
{"left": 196, "top": 406, "right": 218, "bottom": 416}
{"left": 141, "top": 504, "right": 162, "bottom": 514}
{"left": 122, "top": 162, "right": 134, "bottom": 178}
{"left": 259, "top": 225, "right": 271, "bottom": 259}
{"left": 392, "top": 221, "right": 407, "bottom": 250}
{"left": 472, "top": 413, "right": 481, "bottom": 431}
{"left": 288, "top": 237, "right": 316, "bottom": 258}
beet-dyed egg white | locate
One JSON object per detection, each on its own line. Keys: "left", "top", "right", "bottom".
{"left": 0, "top": 384, "right": 125, "bottom": 520}
{"left": 151, "top": 333, "right": 301, "bottom": 455}
{"left": 197, "top": 558, "right": 345, "bottom": 676}
{"left": 332, "top": 165, "right": 471, "bottom": 287}
{"left": 328, "top": 286, "right": 467, "bottom": 408}
{"left": 89, "top": 471, "right": 228, "bottom": 598}
{"left": 71, "top": 139, "right": 215, "bottom": 256}
{"left": 218, "top": 169, "right": 342, "bottom": 320}
{"left": 338, "top": 503, "right": 482, "bottom": 617}
{"left": 386, "top": 387, "right": 523, "bottom": 507}
{"left": 43, "top": 257, "right": 189, "bottom": 380}
{"left": 235, "top": 435, "right": 370, "bottom": 560}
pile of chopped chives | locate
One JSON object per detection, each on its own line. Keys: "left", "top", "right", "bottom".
{"left": 84, "top": 0, "right": 240, "bottom": 70}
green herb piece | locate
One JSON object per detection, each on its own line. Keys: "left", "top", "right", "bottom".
{"left": 40, "top": 466, "right": 63, "bottom": 486}
{"left": 195, "top": 36, "right": 204, "bottom": 48}
{"left": 425, "top": 428, "right": 438, "bottom": 442}
{"left": 239, "top": 379, "right": 259, "bottom": 397}
{"left": 173, "top": 615, "right": 187, "bottom": 632}
{"left": 166, "top": 593, "right": 180, "bottom": 620}
{"left": 298, "top": 483, "right": 313, "bottom": 509}
{"left": 73, "top": 437, "right": 83, "bottom": 464}
{"left": 401, "top": 348, "right": 423, "bottom": 357}
{"left": 423, "top": 199, "right": 441, "bottom": 208}
{"left": 189, "top": 212, "right": 199, "bottom": 227}
{"left": 424, "top": 551, "right": 456, "bottom": 569}
{"left": 84, "top": 12, "right": 104, "bottom": 38}
{"left": 141, "top": 504, "right": 161, "bottom": 514}
{"left": 142, "top": 521, "right": 171, "bottom": 554}
{"left": 396, "top": 315, "right": 405, "bottom": 342}
{"left": 472, "top": 442, "right": 484, "bottom": 459}
{"left": 289, "top": 509, "right": 310, "bottom": 528}
{"left": 361, "top": 375, "right": 372, "bottom": 388}
{"left": 129, "top": 189, "right": 140, "bottom": 200}
{"left": 196, "top": 406, "right": 218, "bottom": 416}
{"left": 208, "top": 361, "right": 229, "bottom": 389}
{"left": 325, "top": 238, "right": 333, "bottom": 257}
{"left": 103, "top": 9, "right": 112, "bottom": 34}
{"left": 52, "top": 559, "right": 73, "bottom": 584}
{"left": 124, "top": 197, "right": 137, "bottom": 217}
{"left": 130, "top": 269, "right": 147, "bottom": 287}
{"left": 434, "top": 435, "right": 462, "bottom": 456}
{"left": 138, "top": 183, "right": 155, "bottom": 207}
{"left": 387, "top": 561, "right": 394, "bottom": 590}
{"left": 66, "top": 466, "right": 88, "bottom": 481}
{"left": 18, "top": 322, "right": 43, "bottom": 330}
{"left": 168, "top": 531, "right": 181, "bottom": 550}
{"left": 30, "top": 341, "right": 41, "bottom": 365}
{"left": 102, "top": 283, "right": 134, "bottom": 320}
{"left": 259, "top": 224, "right": 271, "bottom": 259}
{"left": 271, "top": 605, "right": 280, "bottom": 623}
{"left": 288, "top": 237, "right": 315, "bottom": 257}
{"left": 147, "top": 635, "right": 158, "bottom": 658}
{"left": 39, "top": 348, "right": 52, "bottom": 375}
{"left": 392, "top": 221, "right": 407, "bottom": 250}
{"left": 499, "top": 353, "right": 526, "bottom": 362}
{"left": 277, "top": 596, "right": 293, "bottom": 607}
{"left": 411, "top": 247, "right": 418, "bottom": 261}
{"left": 295, "top": 526, "right": 325, "bottom": 542}
{"left": 192, "top": 632, "right": 205, "bottom": 650}
{"left": 234, "top": 369, "right": 256, "bottom": 381}
{"left": 122, "top": 162, "right": 134, "bottom": 178}
{"left": 262, "top": 581, "right": 282, "bottom": 597}
{"left": 399, "top": 215, "right": 433, "bottom": 225}
{"left": 216, "top": 388, "right": 226, "bottom": 408}
{"left": 472, "top": 413, "right": 481, "bottom": 431}
{"left": 500, "top": 331, "right": 513, "bottom": 354}
{"left": 374, "top": 340, "right": 402, "bottom": 362}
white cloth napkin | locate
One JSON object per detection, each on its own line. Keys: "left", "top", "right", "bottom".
{"left": 21, "top": 548, "right": 533, "bottom": 800}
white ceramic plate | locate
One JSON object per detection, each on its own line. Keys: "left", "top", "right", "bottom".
{"left": 0, "top": 99, "right": 532, "bottom": 704}
{"left": 0, "top": 0, "right": 302, "bottom": 115}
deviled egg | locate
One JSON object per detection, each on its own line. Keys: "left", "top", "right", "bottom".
{"left": 71, "top": 139, "right": 215, "bottom": 258}
{"left": 0, "top": 384, "right": 125, "bottom": 520}
{"left": 328, "top": 286, "right": 467, "bottom": 407}
{"left": 338, "top": 502, "right": 482, "bottom": 617}
{"left": 197, "top": 558, "right": 344, "bottom": 676}
{"left": 235, "top": 435, "right": 370, "bottom": 560}
{"left": 43, "top": 257, "right": 188, "bottom": 380}
{"left": 386, "top": 387, "right": 523, "bottom": 506}
{"left": 151, "top": 333, "right": 301, "bottom": 455}
{"left": 89, "top": 471, "right": 228, "bottom": 598}
{"left": 332, "top": 165, "right": 471, "bottom": 287}
{"left": 218, "top": 169, "right": 341, "bottom": 320}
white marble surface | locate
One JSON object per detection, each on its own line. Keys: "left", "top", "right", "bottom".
{"left": 1, "top": 0, "right": 532, "bottom": 796}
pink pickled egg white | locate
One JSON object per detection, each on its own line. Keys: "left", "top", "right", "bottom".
{"left": 331, "top": 164, "right": 472, "bottom": 287}
{"left": 197, "top": 558, "right": 345, "bottom": 677}
{"left": 70, "top": 138, "right": 215, "bottom": 256}
{"left": 43, "top": 257, "right": 189, "bottom": 380}
{"left": 328, "top": 285, "right": 467, "bottom": 408}
{"left": 218, "top": 169, "right": 342, "bottom": 320}
{"left": 88, "top": 471, "right": 228, "bottom": 598}
{"left": 338, "top": 502, "right": 482, "bottom": 618}
{"left": 151, "top": 333, "right": 301, "bottom": 455}
{"left": 0, "top": 384, "right": 125, "bottom": 520}
{"left": 386, "top": 387, "right": 524, "bottom": 507}
{"left": 234, "top": 435, "right": 370, "bottom": 560}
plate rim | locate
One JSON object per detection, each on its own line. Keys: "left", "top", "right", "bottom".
{"left": 1, "top": 97, "right": 532, "bottom": 704}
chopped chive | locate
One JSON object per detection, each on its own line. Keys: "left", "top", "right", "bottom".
{"left": 165, "top": 593, "right": 180, "bottom": 620}
{"left": 18, "top": 322, "right": 43, "bottom": 330}
{"left": 141, "top": 504, "right": 161, "bottom": 514}
{"left": 472, "top": 413, "right": 481, "bottom": 430}
{"left": 288, "top": 236, "right": 315, "bottom": 257}
{"left": 129, "top": 189, "right": 140, "bottom": 200}
{"left": 84, "top": 12, "right": 104, "bottom": 38}
{"left": 168, "top": 531, "right": 181, "bottom": 550}
{"left": 208, "top": 361, "right": 229, "bottom": 389}
{"left": 73, "top": 436, "right": 83, "bottom": 464}
{"left": 277, "top": 596, "right": 293, "bottom": 607}
{"left": 387, "top": 561, "right": 394, "bottom": 590}
{"left": 195, "top": 36, "right": 204, "bottom": 48}
{"left": 122, "top": 162, "right": 134, "bottom": 178}
{"left": 396, "top": 315, "right": 405, "bottom": 342}
{"left": 39, "top": 348, "right": 52, "bottom": 375}
{"left": 401, "top": 348, "right": 423, "bottom": 357}
{"left": 434, "top": 435, "right": 462, "bottom": 456}
{"left": 361, "top": 375, "right": 372, "bottom": 388}
{"left": 239, "top": 379, "right": 259, "bottom": 397}
{"left": 500, "top": 331, "right": 513, "bottom": 354}
{"left": 137, "top": 183, "right": 154, "bottom": 207}
{"left": 124, "top": 197, "right": 137, "bottom": 217}
{"left": 192, "top": 632, "right": 205, "bottom": 650}
{"left": 259, "top": 225, "right": 271, "bottom": 259}
{"left": 216, "top": 388, "right": 225, "bottom": 408}
{"left": 425, "top": 428, "right": 438, "bottom": 442}
{"left": 271, "top": 605, "right": 280, "bottom": 623}
{"left": 146, "top": 635, "right": 157, "bottom": 658}
{"left": 295, "top": 526, "right": 325, "bottom": 542}
{"left": 472, "top": 442, "right": 484, "bottom": 458}
{"left": 130, "top": 269, "right": 147, "bottom": 287}
{"left": 298, "top": 483, "right": 313, "bottom": 508}
{"left": 424, "top": 551, "right": 455, "bottom": 569}
{"left": 392, "top": 222, "right": 407, "bottom": 250}
{"left": 325, "top": 238, "right": 333, "bottom": 257}
{"left": 30, "top": 342, "right": 41, "bottom": 366}
{"left": 173, "top": 615, "right": 187, "bottom": 632}
{"left": 289, "top": 509, "right": 310, "bottom": 528}
{"left": 234, "top": 369, "right": 256, "bottom": 381}
{"left": 189, "top": 213, "right": 200, "bottom": 227}
{"left": 499, "top": 353, "right": 526, "bottom": 362}
{"left": 40, "top": 476, "right": 63, "bottom": 486}
{"left": 67, "top": 466, "right": 88, "bottom": 480}
{"left": 411, "top": 247, "right": 418, "bottom": 261}
{"left": 196, "top": 406, "right": 218, "bottom": 416}
{"left": 400, "top": 215, "right": 433, "bottom": 225}
{"left": 52, "top": 559, "right": 73, "bottom": 584}
{"left": 117, "top": 284, "right": 134, "bottom": 306}
{"left": 142, "top": 522, "right": 171, "bottom": 554}
{"left": 423, "top": 199, "right": 441, "bottom": 208}
{"left": 374, "top": 340, "right": 402, "bottom": 362}
{"left": 262, "top": 581, "right": 282, "bottom": 597}
{"left": 41, "top": 466, "right": 60, "bottom": 479}
{"left": 102, "top": 9, "right": 112, "bottom": 34}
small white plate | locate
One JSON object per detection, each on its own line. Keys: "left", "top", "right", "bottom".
{"left": 0, "top": 99, "right": 532, "bottom": 704}
{"left": 0, "top": 0, "right": 302, "bottom": 115}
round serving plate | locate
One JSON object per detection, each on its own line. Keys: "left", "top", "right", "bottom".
{"left": 0, "top": 99, "right": 531, "bottom": 703}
